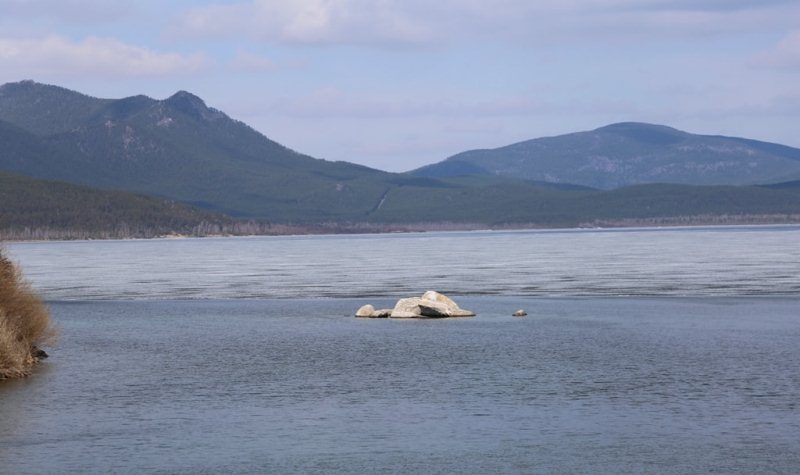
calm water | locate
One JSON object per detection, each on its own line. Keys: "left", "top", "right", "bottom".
{"left": 6, "top": 226, "right": 800, "bottom": 300}
{"left": 2, "top": 226, "right": 800, "bottom": 473}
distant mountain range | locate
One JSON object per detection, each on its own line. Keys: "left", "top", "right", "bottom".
{"left": 2, "top": 80, "right": 800, "bottom": 234}
{"left": 413, "top": 122, "right": 800, "bottom": 189}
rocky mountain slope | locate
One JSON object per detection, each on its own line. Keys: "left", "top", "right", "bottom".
{"left": 413, "top": 122, "right": 800, "bottom": 189}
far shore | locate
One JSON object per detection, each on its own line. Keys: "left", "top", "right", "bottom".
{"left": 3, "top": 215, "right": 800, "bottom": 243}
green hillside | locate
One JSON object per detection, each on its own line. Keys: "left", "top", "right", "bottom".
{"left": 0, "top": 171, "right": 235, "bottom": 239}
{"left": 3, "top": 168, "right": 799, "bottom": 238}
{"left": 413, "top": 122, "right": 800, "bottom": 189}
{"left": 368, "top": 179, "right": 800, "bottom": 226}
{"left": 0, "top": 80, "right": 111, "bottom": 135}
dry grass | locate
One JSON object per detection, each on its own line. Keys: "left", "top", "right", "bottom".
{"left": 0, "top": 249, "right": 57, "bottom": 379}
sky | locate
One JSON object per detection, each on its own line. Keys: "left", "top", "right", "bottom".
{"left": 1, "top": 0, "right": 798, "bottom": 172}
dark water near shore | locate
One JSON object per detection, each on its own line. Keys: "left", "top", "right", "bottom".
{"left": 2, "top": 227, "right": 800, "bottom": 473}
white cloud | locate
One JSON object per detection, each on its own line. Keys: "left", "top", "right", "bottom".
{"left": 180, "top": 0, "right": 431, "bottom": 46}
{"left": 178, "top": 0, "right": 800, "bottom": 46}
{"left": 0, "top": 35, "right": 208, "bottom": 78}
{"left": 753, "top": 31, "right": 800, "bottom": 71}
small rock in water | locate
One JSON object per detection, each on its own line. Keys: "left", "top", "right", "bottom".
{"left": 355, "top": 304, "right": 376, "bottom": 318}
{"left": 512, "top": 309, "right": 527, "bottom": 317}
{"left": 355, "top": 304, "right": 392, "bottom": 318}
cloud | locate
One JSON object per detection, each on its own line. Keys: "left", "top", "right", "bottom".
{"left": 180, "top": 0, "right": 432, "bottom": 46}
{"left": 228, "top": 50, "right": 278, "bottom": 73}
{"left": 0, "top": 35, "right": 208, "bottom": 78}
{"left": 753, "top": 31, "right": 800, "bottom": 71}
{"left": 178, "top": 0, "right": 800, "bottom": 46}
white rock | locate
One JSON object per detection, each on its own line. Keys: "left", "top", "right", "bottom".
{"left": 382, "top": 291, "right": 478, "bottom": 318}
{"left": 421, "top": 290, "right": 476, "bottom": 317}
{"left": 355, "top": 304, "right": 376, "bottom": 318}
{"left": 421, "top": 290, "right": 459, "bottom": 309}
{"left": 417, "top": 299, "right": 452, "bottom": 318}
{"left": 450, "top": 308, "right": 476, "bottom": 317}
{"left": 390, "top": 297, "right": 424, "bottom": 318}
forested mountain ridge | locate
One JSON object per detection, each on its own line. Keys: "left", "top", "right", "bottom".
{"left": 413, "top": 122, "right": 800, "bottom": 189}
{"left": 2, "top": 80, "right": 800, "bottom": 233}
{"left": 0, "top": 80, "right": 407, "bottom": 221}
{"left": 0, "top": 170, "right": 238, "bottom": 240}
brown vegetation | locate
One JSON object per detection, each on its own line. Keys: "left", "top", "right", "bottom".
{"left": 0, "top": 249, "right": 56, "bottom": 379}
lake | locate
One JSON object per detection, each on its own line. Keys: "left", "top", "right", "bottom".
{"left": 2, "top": 226, "right": 800, "bottom": 473}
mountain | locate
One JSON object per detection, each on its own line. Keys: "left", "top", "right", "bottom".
{"left": 2, "top": 81, "right": 800, "bottom": 230}
{"left": 0, "top": 170, "right": 237, "bottom": 240}
{"left": 412, "top": 122, "right": 800, "bottom": 189}
{"left": 0, "top": 80, "right": 420, "bottom": 221}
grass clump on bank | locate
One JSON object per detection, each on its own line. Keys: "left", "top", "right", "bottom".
{"left": 0, "top": 250, "right": 56, "bottom": 379}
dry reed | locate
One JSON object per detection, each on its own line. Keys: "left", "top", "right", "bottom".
{"left": 0, "top": 249, "right": 56, "bottom": 379}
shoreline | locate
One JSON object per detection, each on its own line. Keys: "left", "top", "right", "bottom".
{"left": 4, "top": 215, "right": 800, "bottom": 243}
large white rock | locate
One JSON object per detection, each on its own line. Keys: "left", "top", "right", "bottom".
{"left": 417, "top": 299, "right": 453, "bottom": 317}
{"left": 421, "top": 290, "right": 475, "bottom": 317}
{"left": 382, "top": 290, "right": 475, "bottom": 318}
{"left": 390, "top": 297, "right": 424, "bottom": 318}
{"left": 421, "top": 290, "right": 458, "bottom": 308}
{"left": 388, "top": 291, "right": 476, "bottom": 318}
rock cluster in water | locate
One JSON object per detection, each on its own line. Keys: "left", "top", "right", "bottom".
{"left": 356, "top": 291, "right": 476, "bottom": 319}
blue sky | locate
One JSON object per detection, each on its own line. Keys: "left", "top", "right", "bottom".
{"left": 1, "top": 0, "right": 798, "bottom": 171}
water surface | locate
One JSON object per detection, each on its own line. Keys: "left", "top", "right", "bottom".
{"left": 7, "top": 225, "right": 800, "bottom": 300}
{"left": 2, "top": 227, "right": 799, "bottom": 473}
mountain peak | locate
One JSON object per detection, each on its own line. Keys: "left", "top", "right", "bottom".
{"left": 165, "top": 90, "right": 205, "bottom": 110}
{"left": 0, "top": 80, "right": 110, "bottom": 135}
{"left": 593, "top": 122, "right": 688, "bottom": 145}
{"left": 167, "top": 90, "right": 203, "bottom": 103}
{"left": 594, "top": 122, "right": 684, "bottom": 134}
{"left": 1, "top": 79, "right": 39, "bottom": 89}
{"left": 1, "top": 79, "right": 78, "bottom": 96}
{"left": 163, "top": 90, "right": 224, "bottom": 120}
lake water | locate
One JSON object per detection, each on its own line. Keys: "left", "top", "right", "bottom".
{"left": 2, "top": 226, "right": 800, "bottom": 473}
